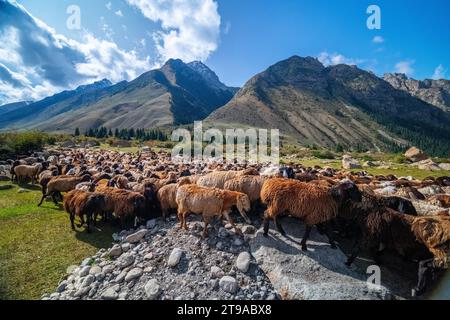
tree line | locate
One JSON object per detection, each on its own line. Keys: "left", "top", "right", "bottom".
{"left": 76, "top": 127, "right": 169, "bottom": 141}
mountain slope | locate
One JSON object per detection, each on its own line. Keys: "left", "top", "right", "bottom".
{"left": 0, "top": 101, "right": 32, "bottom": 116}
{"left": 0, "top": 60, "right": 237, "bottom": 132}
{"left": 384, "top": 73, "right": 450, "bottom": 112}
{"left": 208, "top": 56, "right": 450, "bottom": 156}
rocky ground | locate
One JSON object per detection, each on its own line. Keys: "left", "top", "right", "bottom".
{"left": 43, "top": 215, "right": 280, "bottom": 301}
{"left": 43, "top": 212, "right": 422, "bottom": 301}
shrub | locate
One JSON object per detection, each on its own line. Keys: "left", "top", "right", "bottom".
{"left": 0, "top": 131, "right": 54, "bottom": 160}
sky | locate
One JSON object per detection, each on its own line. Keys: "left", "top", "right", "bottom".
{"left": 0, "top": 0, "right": 449, "bottom": 105}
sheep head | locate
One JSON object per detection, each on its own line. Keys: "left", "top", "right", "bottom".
{"left": 236, "top": 194, "right": 252, "bottom": 224}
{"left": 332, "top": 181, "right": 362, "bottom": 204}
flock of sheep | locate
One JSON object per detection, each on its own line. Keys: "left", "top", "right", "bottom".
{"left": 3, "top": 148, "right": 450, "bottom": 298}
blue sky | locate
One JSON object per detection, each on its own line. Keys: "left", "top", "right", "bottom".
{"left": 0, "top": 0, "right": 449, "bottom": 104}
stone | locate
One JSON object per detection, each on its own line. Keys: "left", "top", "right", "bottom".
{"left": 144, "top": 279, "right": 161, "bottom": 300}
{"left": 73, "top": 287, "right": 90, "bottom": 298}
{"left": 121, "top": 243, "right": 131, "bottom": 252}
{"left": 233, "top": 237, "right": 245, "bottom": 246}
{"left": 108, "top": 245, "right": 122, "bottom": 257}
{"left": 249, "top": 217, "right": 391, "bottom": 300}
{"left": 439, "top": 163, "right": 450, "bottom": 171}
{"left": 101, "top": 287, "right": 119, "bottom": 300}
{"left": 218, "top": 227, "right": 230, "bottom": 238}
{"left": 89, "top": 266, "right": 102, "bottom": 275}
{"left": 125, "top": 229, "right": 148, "bottom": 244}
{"left": 125, "top": 268, "right": 143, "bottom": 282}
{"left": 405, "top": 147, "right": 428, "bottom": 163}
{"left": 144, "top": 253, "right": 154, "bottom": 260}
{"left": 79, "top": 266, "right": 90, "bottom": 277}
{"left": 236, "top": 252, "right": 251, "bottom": 273}
{"left": 17, "top": 188, "right": 30, "bottom": 193}
{"left": 219, "top": 276, "right": 238, "bottom": 294}
{"left": 117, "top": 254, "right": 134, "bottom": 269}
{"left": 146, "top": 219, "right": 157, "bottom": 229}
{"left": 102, "top": 265, "right": 115, "bottom": 274}
{"left": 342, "top": 155, "right": 362, "bottom": 170}
{"left": 81, "top": 275, "right": 95, "bottom": 288}
{"left": 56, "top": 281, "right": 68, "bottom": 293}
{"left": 167, "top": 248, "right": 183, "bottom": 267}
{"left": 211, "top": 266, "right": 225, "bottom": 279}
{"left": 241, "top": 225, "right": 256, "bottom": 235}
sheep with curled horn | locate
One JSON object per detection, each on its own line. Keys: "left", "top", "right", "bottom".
{"left": 260, "top": 178, "right": 362, "bottom": 251}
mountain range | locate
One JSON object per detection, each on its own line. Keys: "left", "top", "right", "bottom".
{"left": 0, "top": 59, "right": 237, "bottom": 132}
{"left": 1, "top": 56, "right": 449, "bottom": 156}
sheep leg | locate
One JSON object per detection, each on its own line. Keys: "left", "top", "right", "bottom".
{"left": 263, "top": 209, "right": 272, "bottom": 237}
{"left": 86, "top": 214, "right": 92, "bottom": 234}
{"left": 274, "top": 216, "right": 286, "bottom": 236}
{"left": 346, "top": 239, "right": 361, "bottom": 267}
{"left": 323, "top": 223, "right": 337, "bottom": 249}
{"left": 38, "top": 193, "right": 47, "bottom": 207}
{"left": 70, "top": 212, "right": 76, "bottom": 230}
{"left": 202, "top": 217, "right": 211, "bottom": 238}
{"left": 412, "top": 259, "right": 434, "bottom": 297}
{"left": 51, "top": 193, "right": 59, "bottom": 205}
{"left": 301, "top": 225, "right": 313, "bottom": 251}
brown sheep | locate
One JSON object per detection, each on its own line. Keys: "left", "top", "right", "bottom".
{"left": 96, "top": 186, "right": 146, "bottom": 228}
{"left": 157, "top": 177, "right": 192, "bottom": 219}
{"left": 38, "top": 174, "right": 92, "bottom": 206}
{"left": 197, "top": 169, "right": 259, "bottom": 190}
{"left": 63, "top": 190, "right": 106, "bottom": 233}
{"left": 261, "top": 178, "right": 362, "bottom": 251}
{"left": 176, "top": 185, "right": 252, "bottom": 237}
{"left": 224, "top": 175, "right": 267, "bottom": 213}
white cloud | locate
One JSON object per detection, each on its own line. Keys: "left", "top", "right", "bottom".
{"left": 318, "top": 52, "right": 365, "bottom": 66}
{"left": 372, "top": 36, "right": 384, "bottom": 44}
{"left": 126, "top": 0, "right": 221, "bottom": 64}
{"left": 0, "top": 1, "right": 151, "bottom": 105}
{"left": 115, "top": 10, "right": 123, "bottom": 17}
{"left": 106, "top": 2, "right": 112, "bottom": 10}
{"left": 395, "top": 60, "right": 415, "bottom": 76}
{"left": 432, "top": 64, "right": 446, "bottom": 80}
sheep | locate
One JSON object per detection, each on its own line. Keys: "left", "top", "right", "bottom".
{"left": 13, "top": 163, "right": 43, "bottom": 185}
{"left": 260, "top": 178, "right": 362, "bottom": 251}
{"left": 96, "top": 187, "right": 146, "bottom": 228}
{"left": 38, "top": 174, "right": 92, "bottom": 206}
{"left": 342, "top": 205, "right": 430, "bottom": 267}
{"left": 411, "top": 212, "right": 450, "bottom": 296}
{"left": 176, "top": 185, "right": 252, "bottom": 237}
{"left": 197, "top": 169, "right": 257, "bottom": 189}
{"left": 108, "top": 174, "right": 130, "bottom": 189}
{"left": 157, "top": 177, "right": 192, "bottom": 219}
{"left": 224, "top": 175, "right": 267, "bottom": 209}
{"left": 428, "top": 194, "right": 450, "bottom": 208}
{"left": 63, "top": 190, "right": 106, "bottom": 233}
{"left": 380, "top": 196, "right": 418, "bottom": 216}
{"left": 75, "top": 182, "right": 96, "bottom": 192}
{"left": 38, "top": 169, "right": 59, "bottom": 197}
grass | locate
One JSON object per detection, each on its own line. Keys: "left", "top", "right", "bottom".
{"left": 0, "top": 182, "right": 118, "bottom": 300}
{"left": 283, "top": 156, "right": 450, "bottom": 180}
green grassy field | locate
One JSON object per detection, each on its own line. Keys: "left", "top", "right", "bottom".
{"left": 0, "top": 182, "right": 118, "bottom": 300}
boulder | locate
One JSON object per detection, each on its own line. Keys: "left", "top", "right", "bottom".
{"left": 219, "top": 276, "right": 238, "bottom": 294}
{"left": 249, "top": 218, "right": 391, "bottom": 300}
{"left": 167, "top": 248, "right": 183, "bottom": 267}
{"left": 144, "top": 279, "right": 161, "bottom": 300}
{"left": 404, "top": 147, "right": 428, "bottom": 163}
{"left": 439, "top": 163, "right": 450, "bottom": 171}
{"left": 236, "top": 252, "right": 251, "bottom": 273}
{"left": 342, "top": 155, "right": 362, "bottom": 170}
{"left": 414, "top": 159, "right": 441, "bottom": 171}
{"left": 125, "top": 229, "right": 148, "bottom": 244}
